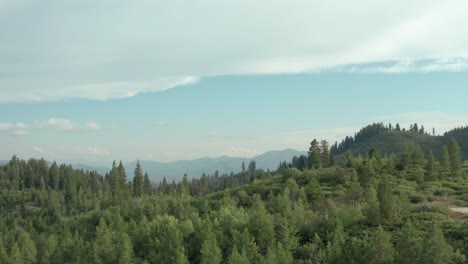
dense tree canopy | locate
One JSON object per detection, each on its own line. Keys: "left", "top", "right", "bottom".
{"left": 0, "top": 124, "right": 467, "bottom": 263}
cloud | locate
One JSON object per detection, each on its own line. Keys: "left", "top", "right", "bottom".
{"left": 0, "top": 122, "right": 28, "bottom": 136}
{"left": 32, "top": 145, "right": 48, "bottom": 155}
{"left": 36, "top": 118, "right": 79, "bottom": 131}
{"left": 332, "top": 58, "right": 468, "bottom": 74}
{"left": 2, "top": 1, "right": 468, "bottom": 102}
{"left": 35, "top": 118, "right": 101, "bottom": 132}
{"left": 0, "top": 118, "right": 101, "bottom": 135}
{"left": 153, "top": 121, "right": 167, "bottom": 128}
{"left": 85, "top": 121, "right": 100, "bottom": 130}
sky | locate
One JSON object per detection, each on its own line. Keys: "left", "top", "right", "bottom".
{"left": 1, "top": 0, "right": 468, "bottom": 165}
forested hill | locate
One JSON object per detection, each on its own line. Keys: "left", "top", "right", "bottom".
{"left": 1, "top": 132, "right": 468, "bottom": 263}
{"left": 331, "top": 123, "right": 468, "bottom": 161}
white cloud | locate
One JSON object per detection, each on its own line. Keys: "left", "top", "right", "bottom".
{"left": 36, "top": 118, "right": 79, "bottom": 131}
{"left": 1, "top": 0, "right": 468, "bottom": 102}
{"left": 332, "top": 58, "right": 468, "bottom": 74}
{"left": 85, "top": 121, "right": 100, "bottom": 130}
{"left": 153, "top": 121, "right": 167, "bottom": 128}
{"left": 35, "top": 118, "right": 101, "bottom": 132}
{"left": 0, "top": 122, "right": 27, "bottom": 136}
{"left": 32, "top": 145, "right": 48, "bottom": 155}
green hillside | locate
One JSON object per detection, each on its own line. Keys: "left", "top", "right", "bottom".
{"left": 1, "top": 132, "right": 468, "bottom": 263}
{"left": 333, "top": 124, "right": 468, "bottom": 162}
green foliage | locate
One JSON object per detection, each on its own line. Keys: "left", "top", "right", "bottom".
{"left": 439, "top": 147, "right": 450, "bottom": 175}
{"left": 366, "top": 226, "right": 394, "bottom": 264}
{"left": 1, "top": 128, "right": 468, "bottom": 264}
{"left": 449, "top": 138, "right": 462, "bottom": 177}
{"left": 200, "top": 237, "right": 222, "bottom": 264}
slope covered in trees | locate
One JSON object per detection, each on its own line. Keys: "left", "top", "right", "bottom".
{"left": 331, "top": 123, "right": 468, "bottom": 162}
{"left": 1, "top": 126, "right": 468, "bottom": 263}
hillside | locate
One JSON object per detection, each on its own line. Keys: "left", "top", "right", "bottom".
{"left": 1, "top": 141, "right": 467, "bottom": 263}
{"left": 333, "top": 124, "right": 468, "bottom": 161}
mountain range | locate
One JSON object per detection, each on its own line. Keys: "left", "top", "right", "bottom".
{"left": 71, "top": 148, "right": 306, "bottom": 182}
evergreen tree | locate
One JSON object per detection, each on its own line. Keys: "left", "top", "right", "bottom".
{"left": 9, "top": 243, "right": 24, "bottom": 264}
{"left": 133, "top": 160, "right": 144, "bottom": 197}
{"left": 228, "top": 247, "right": 249, "bottom": 264}
{"left": 395, "top": 222, "right": 422, "bottom": 264}
{"left": 108, "top": 161, "right": 120, "bottom": 196}
{"left": 248, "top": 160, "right": 256, "bottom": 174}
{"left": 249, "top": 195, "right": 275, "bottom": 254}
{"left": 378, "top": 175, "right": 396, "bottom": 225}
{"left": 448, "top": 138, "right": 462, "bottom": 177}
{"left": 320, "top": 140, "right": 330, "bottom": 168}
{"left": 438, "top": 146, "right": 450, "bottom": 175}
{"left": 364, "top": 186, "right": 380, "bottom": 225}
{"left": 425, "top": 151, "right": 438, "bottom": 181}
{"left": 421, "top": 225, "right": 454, "bottom": 264}
{"left": 344, "top": 151, "right": 355, "bottom": 168}
{"left": 17, "top": 228, "right": 37, "bottom": 264}
{"left": 49, "top": 161, "right": 60, "bottom": 190}
{"left": 118, "top": 161, "right": 127, "bottom": 190}
{"left": 367, "top": 226, "right": 394, "bottom": 264}
{"left": 0, "top": 239, "right": 8, "bottom": 264}
{"left": 95, "top": 218, "right": 114, "bottom": 263}
{"left": 276, "top": 242, "right": 294, "bottom": 264}
{"left": 143, "top": 173, "right": 152, "bottom": 195}
{"left": 200, "top": 237, "right": 222, "bottom": 264}
{"left": 117, "top": 233, "right": 134, "bottom": 264}
{"left": 308, "top": 139, "right": 322, "bottom": 169}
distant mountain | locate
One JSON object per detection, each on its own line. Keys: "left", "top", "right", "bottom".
{"left": 125, "top": 149, "right": 306, "bottom": 182}
{"left": 72, "top": 163, "right": 109, "bottom": 175}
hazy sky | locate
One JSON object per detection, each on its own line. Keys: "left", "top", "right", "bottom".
{"left": 1, "top": 1, "right": 468, "bottom": 165}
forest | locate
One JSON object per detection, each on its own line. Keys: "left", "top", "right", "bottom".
{"left": 0, "top": 124, "right": 468, "bottom": 263}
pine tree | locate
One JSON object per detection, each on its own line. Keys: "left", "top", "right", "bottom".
{"left": 109, "top": 161, "right": 119, "bottom": 196}
{"left": 118, "top": 161, "right": 127, "bottom": 190}
{"left": 143, "top": 173, "right": 152, "bottom": 195}
{"left": 228, "top": 247, "right": 249, "bottom": 264}
{"left": 200, "top": 237, "right": 222, "bottom": 264}
{"left": 17, "top": 229, "right": 37, "bottom": 264}
{"left": 249, "top": 195, "right": 275, "bottom": 254}
{"left": 276, "top": 242, "right": 293, "bottom": 264}
{"left": 438, "top": 146, "right": 450, "bottom": 175}
{"left": 425, "top": 151, "right": 438, "bottom": 181}
{"left": 117, "top": 233, "right": 134, "bottom": 264}
{"left": 421, "top": 225, "right": 454, "bottom": 264}
{"left": 378, "top": 176, "right": 395, "bottom": 225}
{"left": 364, "top": 186, "right": 380, "bottom": 226}
{"left": 320, "top": 140, "right": 330, "bottom": 168}
{"left": 395, "top": 222, "right": 422, "bottom": 264}
{"left": 133, "top": 160, "right": 144, "bottom": 197}
{"left": 95, "top": 218, "right": 114, "bottom": 263}
{"left": 9, "top": 243, "right": 24, "bottom": 264}
{"left": 448, "top": 138, "right": 462, "bottom": 177}
{"left": 0, "top": 239, "right": 8, "bottom": 264}
{"left": 308, "top": 139, "right": 322, "bottom": 169}
{"left": 367, "top": 226, "right": 394, "bottom": 264}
